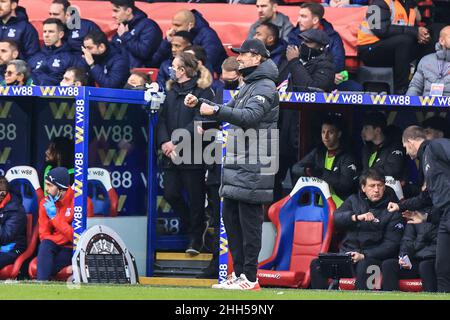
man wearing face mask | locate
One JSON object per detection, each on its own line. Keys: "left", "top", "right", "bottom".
{"left": 37, "top": 167, "right": 74, "bottom": 281}
{"left": 280, "top": 28, "right": 335, "bottom": 92}
{"left": 157, "top": 52, "right": 214, "bottom": 256}
{"left": 184, "top": 39, "right": 279, "bottom": 290}
{"left": 407, "top": 26, "right": 450, "bottom": 97}
{"left": 0, "top": 59, "right": 33, "bottom": 86}
{"left": 0, "top": 176, "right": 27, "bottom": 270}
{"left": 157, "top": 31, "right": 193, "bottom": 90}
{"left": 124, "top": 71, "right": 150, "bottom": 90}
{"left": 82, "top": 30, "right": 129, "bottom": 88}
{"left": 199, "top": 56, "right": 241, "bottom": 279}
{"left": 60, "top": 67, "right": 87, "bottom": 87}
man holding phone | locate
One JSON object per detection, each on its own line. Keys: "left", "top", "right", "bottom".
{"left": 310, "top": 169, "right": 404, "bottom": 290}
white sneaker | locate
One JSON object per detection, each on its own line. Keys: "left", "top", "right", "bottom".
{"left": 227, "top": 274, "right": 261, "bottom": 291}
{"left": 211, "top": 272, "right": 238, "bottom": 289}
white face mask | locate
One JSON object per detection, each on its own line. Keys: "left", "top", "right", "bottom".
{"left": 59, "top": 81, "right": 72, "bottom": 87}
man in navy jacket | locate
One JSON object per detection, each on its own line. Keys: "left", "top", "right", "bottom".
{"left": 49, "top": 0, "right": 101, "bottom": 56}
{"left": 0, "top": 1, "right": 39, "bottom": 60}
{"left": 29, "top": 18, "right": 81, "bottom": 86}
{"left": 110, "top": 0, "right": 162, "bottom": 68}
{"left": 151, "top": 9, "right": 227, "bottom": 75}
{"left": 0, "top": 39, "right": 19, "bottom": 83}
{"left": 82, "top": 30, "right": 129, "bottom": 88}
{"left": 0, "top": 176, "right": 27, "bottom": 269}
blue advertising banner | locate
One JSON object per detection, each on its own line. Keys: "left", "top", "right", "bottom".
{"left": 88, "top": 101, "right": 148, "bottom": 216}
{"left": 224, "top": 90, "right": 450, "bottom": 108}
{"left": 0, "top": 98, "right": 32, "bottom": 176}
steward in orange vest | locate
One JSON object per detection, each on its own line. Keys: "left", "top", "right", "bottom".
{"left": 357, "top": 0, "right": 430, "bottom": 94}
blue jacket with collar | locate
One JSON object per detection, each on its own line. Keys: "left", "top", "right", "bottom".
{"left": 29, "top": 42, "right": 81, "bottom": 85}
{"left": 87, "top": 45, "right": 130, "bottom": 88}
{"left": 0, "top": 6, "right": 39, "bottom": 60}
{"left": 112, "top": 8, "right": 162, "bottom": 68}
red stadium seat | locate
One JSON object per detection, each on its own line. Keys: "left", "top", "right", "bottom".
{"left": 87, "top": 168, "right": 119, "bottom": 217}
{"left": 257, "top": 177, "right": 336, "bottom": 288}
{"left": 0, "top": 166, "right": 44, "bottom": 279}
{"left": 339, "top": 277, "right": 424, "bottom": 292}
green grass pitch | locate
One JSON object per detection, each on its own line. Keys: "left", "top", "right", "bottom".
{"left": 0, "top": 281, "right": 449, "bottom": 300}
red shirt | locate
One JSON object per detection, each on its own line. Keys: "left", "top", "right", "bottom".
{"left": 38, "top": 187, "right": 74, "bottom": 247}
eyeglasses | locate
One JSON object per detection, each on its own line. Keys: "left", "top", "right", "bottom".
{"left": 4, "top": 70, "right": 17, "bottom": 76}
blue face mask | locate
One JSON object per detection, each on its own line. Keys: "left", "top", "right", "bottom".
{"left": 168, "top": 67, "right": 178, "bottom": 81}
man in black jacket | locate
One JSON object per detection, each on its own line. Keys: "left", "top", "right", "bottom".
{"left": 310, "top": 169, "right": 404, "bottom": 290}
{"left": 292, "top": 114, "right": 358, "bottom": 208}
{"left": 361, "top": 111, "right": 406, "bottom": 180}
{"left": 0, "top": 176, "right": 27, "bottom": 269}
{"left": 382, "top": 222, "right": 437, "bottom": 292}
{"left": 388, "top": 126, "right": 450, "bottom": 292}
{"left": 280, "top": 28, "right": 335, "bottom": 92}
{"left": 157, "top": 52, "right": 214, "bottom": 256}
{"left": 185, "top": 39, "right": 279, "bottom": 290}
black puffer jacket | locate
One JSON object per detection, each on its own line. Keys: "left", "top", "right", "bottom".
{"left": 400, "top": 222, "right": 437, "bottom": 260}
{"left": 156, "top": 77, "right": 215, "bottom": 169}
{"left": 361, "top": 136, "right": 406, "bottom": 180}
{"left": 0, "top": 193, "right": 27, "bottom": 254}
{"left": 279, "top": 53, "right": 335, "bottom": 92}
{"left": 334, "top": 187, "right": 404, "bottom": 260}
{"left": 204, "top": 60, "right": 279, "bottom": 204}
{"left": 292, "top": 145, "right": 359, "bottom": 201}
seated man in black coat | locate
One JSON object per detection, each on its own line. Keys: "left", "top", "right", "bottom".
{"left": 0, "top": 176, "right": 27, "bottom": 269}
{"left": 310, "top": 169, "right": 404, "bottom": 290}
{"left": 361, "top": 111, "right": 406, "bottom": 180}
{"left": 292, "top": 113, "right": 358, "bottom": 208}
{"left": 382, "top": 220, "right": 437, "bottom": 292}
{"left": 279, "top": 28, "right": 335, "bottom": 92}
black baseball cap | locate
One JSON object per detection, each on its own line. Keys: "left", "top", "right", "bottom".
{"left": 299, "top": 29, "right": 330, "bottom": 47}
{"left": 231, "top": 39, "right": 270, "bottom": 58}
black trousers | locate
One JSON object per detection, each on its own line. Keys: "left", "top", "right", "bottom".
{"left": 381, "top": 258, "right": 437, "bottom": 292}
{"left": 222, "top": 197, "right": 264, "bottom": 282}
{"left": 310, "top": 257, "right": 382, "bottom": 290}
{"left": 163, "top": 168, "right": 206, "bottom": 244}
{"left": 358, "top": 35, "right": 417, "bottom": 93}
{"left": 436, "top": 208, "right": 450, "bottom": 292}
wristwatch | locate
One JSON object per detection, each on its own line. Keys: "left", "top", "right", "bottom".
{"left": 212, "top": 104, "right": 220, "bottom": 114}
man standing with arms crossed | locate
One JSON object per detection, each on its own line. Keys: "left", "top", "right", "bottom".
{"left": 185, "top": 39, "right": 279, "bottom": 290}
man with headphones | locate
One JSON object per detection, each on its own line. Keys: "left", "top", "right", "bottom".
{"left": 279, "top": 28, "right": 335, "bottom": 92}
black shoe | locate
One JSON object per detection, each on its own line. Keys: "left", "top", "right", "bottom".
{"left": 185, "top": 239, "right": 201, "bottom": 256}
